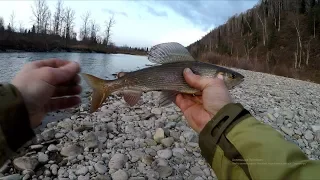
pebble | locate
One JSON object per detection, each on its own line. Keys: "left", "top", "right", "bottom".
{"left": 108, "top": 154, "right": 128, "bottom": 170}
{"left": 41, "top": 128, "right": 55, "bottom": 141}
{"left": 94, "top": 162, "right": 108, "bottom": 174}
{"left": 0, "top": 174, "right": 22, "bottom": 180}
{"left": 111, "top": 169, "right": 128, "bottom": 180}
{"left": 155, "top": 166, "right": 173, "bottom": 178}
{"left": 29, "top": 145, "right": 43, "bottom": 150}
{"left": 13, "top": 157, "right": 38, "bottom": 171}
{"left": 78, "top": 174, "right": 90, "bottom": 180}
{"left": 311, "top": 125, "right": 320, "bottom": 132}
{"left": 304, "top": 130, "right": 314, "bottom": 140}
{"left": 37, "top": 152, "right": 48, "bottom": 163}
{"left": 160, "top": 137, "right": 174, "bottom": 147}
{"left": 281, "top": 127, "right": 294, "bottom": 136}
{"left": 129, "top": 150, "right": 145, "bottom": 162}
{"left": 157, "top": 149, "right": 173, "bottom": 159}
{"left": 76, "top": 166, "right": 88, "bottom": 175}
{"left": 151, "top": 108, "right": 162, "bottom": 115}
{"left": 153, "top": 128, "right": 165, "bottom": 143}
{"left": 60, "top": 144, "right": 83, "bottom": 157}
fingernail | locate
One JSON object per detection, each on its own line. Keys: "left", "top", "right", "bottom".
{"left": 184, "top": 68, "right": 192, "bottom": 74}
{"left": 217, "top": 74, "right": 224, "bottom": 80}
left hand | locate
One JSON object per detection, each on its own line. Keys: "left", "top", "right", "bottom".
{"left": 11, "top": 59, "right": 82, "bottom": 128}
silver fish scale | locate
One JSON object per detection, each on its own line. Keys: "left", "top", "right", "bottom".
{"left": 116, "top": 61, "right": 223, "bottom": 94}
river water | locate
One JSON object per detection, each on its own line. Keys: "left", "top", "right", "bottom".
{"left": 0, "top": 52, "right": 152, "bottom": 95}
{"left": 0, "top": 52, "right": 152, "bottom": 128}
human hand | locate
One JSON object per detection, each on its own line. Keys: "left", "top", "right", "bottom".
{"left": 175, "top": 68, "right": 232, "bottom": 133}
{"left": 11, "top": 59, "right": 82, "bottom": 128}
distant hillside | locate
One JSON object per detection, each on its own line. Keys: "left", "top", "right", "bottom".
{"left": 187, "top": 0, "right": 320, "bottom": 83}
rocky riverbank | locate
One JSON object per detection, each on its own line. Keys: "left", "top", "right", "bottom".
{"left": 0, "top": 68, "right": 320, "bottom": 180}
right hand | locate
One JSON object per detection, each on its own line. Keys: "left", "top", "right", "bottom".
{"left": 175, "top": 68, "right": 233, "bottom": 133}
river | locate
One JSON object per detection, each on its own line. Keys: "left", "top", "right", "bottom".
{"left": 0, "top": 52, "right": 152, "bottom": 128}
{"left": 0, "top": 52, "right": 152, "bottom": 95}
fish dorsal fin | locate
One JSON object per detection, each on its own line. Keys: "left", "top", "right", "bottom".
{"left": 147, "top": 42, "right": 196, "bottom": 64}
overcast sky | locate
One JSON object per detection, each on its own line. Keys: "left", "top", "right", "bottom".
{"left": 0, "top": 0, "right": 258, "bottom": 48}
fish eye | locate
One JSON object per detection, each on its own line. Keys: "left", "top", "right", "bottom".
{"left": 231, "top": 74, "right": 236, "bottom": 79}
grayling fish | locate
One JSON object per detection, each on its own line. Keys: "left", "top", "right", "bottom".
{"left": 81, "top": 42, "right": 244, "bottom": 113}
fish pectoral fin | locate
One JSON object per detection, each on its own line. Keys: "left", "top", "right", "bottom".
{"left": 159, "top": 90, "right": 179, "bottom": 107}
{"left": 123, "top": 90, "right": 142, "bottom": 107}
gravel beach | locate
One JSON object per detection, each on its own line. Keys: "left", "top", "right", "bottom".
{"left": 1, "top": 68, "right": 320, "bottom": 180}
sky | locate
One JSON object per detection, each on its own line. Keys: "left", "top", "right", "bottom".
{"left": 0, "top": 0, "right": 259, "bottom": 48}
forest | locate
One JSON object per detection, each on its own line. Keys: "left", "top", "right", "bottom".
{"left": 0, "top": 0, "right": 147, "bottom": 55}
{"left": 187, "top": 0, "right": 320, "bottom": 83}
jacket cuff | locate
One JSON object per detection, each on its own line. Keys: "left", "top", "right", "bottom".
{"left": 199, "top": 103, "right": 250, "bottom": 166}
{"left": 0, "top": 83, "right": 35, "bottom": 151}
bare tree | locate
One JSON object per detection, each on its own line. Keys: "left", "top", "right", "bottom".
{"left": 0, "top": 17, "right": 4, "bottom": 28}
{"left": 44, "top": 10, "right": 51, "bottom": 34}
{"left": 291, "top": 14, "right": 302, "bottom": 68}
{"left": 53, "top": 0, "right": 63, "bottom": 35}
{"left": 80, "top": 11, "right": 91, "bottom": 41}
{"left": 63, "top": 7, "right": 75, "bottom": 39}
{"left": 10, "top": 11, "right": 15, "bottom": 32}
{"left": 90, "top": 20, "right": 100, "bottom": 43}
{"left": 19, "top": 21, "right": 24, "bottom": 33}
{"left": 104, "top": 15, "right": 115, "bottom": 46}
{"left": 31, "top": 0, "right": 50, "bottom": 33}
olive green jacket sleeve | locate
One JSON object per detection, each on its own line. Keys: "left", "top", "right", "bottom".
{"left": 199, "top": 103, "right": 320, "bottom": 180}
{"left": 0, "top": 83, "right": 35, "bottom": 166}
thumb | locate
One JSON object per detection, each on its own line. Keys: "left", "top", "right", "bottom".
{"left": 183, "top": 68, "right": 216, "bottom": 91}
{"left": 43, "top": 62, "right": 80, "bottom": 85}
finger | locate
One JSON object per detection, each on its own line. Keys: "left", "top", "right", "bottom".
{"left": 53, "top": 85, "right": 82, "bottom": 97}
{"left": 182, "top": 94, "right": 203, "bottom": 104}
{"left": 41, "top": 61, "right": 80, "bottom": 85}
{"left": 33, "top": 59, "right": 72, "bottom": 68}
{"left": 58, "top": 74, "right": 81, "bottom": 86}
{"left": 175, "top": 94, "right": 196, "bottom": 112}
{"left": 46, "top": 96, "right": 81, "bottom": 112}
{"left": 183, "top": 68, "right": 223, "bottom": 91}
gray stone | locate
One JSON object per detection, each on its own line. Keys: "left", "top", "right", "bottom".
{"left": 111, "top": 169, "right": 128, "bottom": 180}
{"left": 151, "top": 108, "right": 162, "bottom": 115}
{"left": 55, "top": 132, "right": 64, "bottom": 139}
{"left": 94, "top": 162, "right": 107, "bottom": 174}
{"left": 129, "top": 150, "right": 145, "bottom": 162}
{"left": 13, "top": 157, "right": 38, "bottom": 171}
{"left": 60, "top": 144, "right": 83, "bottom": 157}
{"left": 156, "top": 166, "right": 172, "bottom": 178}
{"left": 157, "top": 149, "right": 172, "bottom": 159}
{"left": 294, "top": 129, "right": 302, "bottom": 135}
{"left": 0, "top": 174, "right": 22, "bottom": 180}
{"left": 76, "top": 166, "right": 88, "bottom": 175}
{"left": 141, "top": 155, "right": 153, "bottom": 165}
{"left": 190, "top": 166, "right": 204, "bottom": 176}
{"left": 47, "top": 144, "right": 58, "bottom": 152}
{"left": 304, "top": 130, "right": 314, "bottom": 140}
{"left": 311, "top": 125, "right": 320, "bottom": 132}
{"left": 78, "top": 174, "right": 90, "bottom": 180}
{"left": 281, "top": 127, "right": 294, "bottom": 136}
{"left": 108, "top": 154, "right": 128, "bottom": 170}
{"left": 160, "top": 137, "right": 174, "bottom": 147}
{"left": 315, "top": 130, "right": 320, "bottom": 142}
{"left": 41, "top": 128, "right": 55, "bottom": 141}
{"left": 29, "top": 144, "right": 43, "bottom": 150}
{"left": 83, "top": 132, "right": 99, "bottom": 148}
{"left": 172, "top": 148, "right": 186, "bottom": 158}
{"left": 153, "top": 128, "right": 165, "bottom": 143}
{"left": 183, "top": 131, "right": 198, "bottom": 143}
{"left": 37, "top": 152, "right": 48, "bottom": 163}
{"left": 77, "top": 155, "right": 85, "bottom": 161}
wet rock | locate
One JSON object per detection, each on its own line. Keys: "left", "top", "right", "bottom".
{"left": 60, "top": 144, "right": 83, "bottom": 157}
{"left": 157, "top": 149, "right": 172, "bottom": 159}
{"left": 111, "top": 169, "right": 128, "bottom": 180}
{"left": 94, "top": 162, "right": 107, "bottom": 174}
{"left": 155, "top": 166, "right": 172, "bottom": 178}
{"left": 153, "top": 128, "right": 165, "bottom": 143}
{"left": 160, "top": 137, "right": 174, "bottom": 147}
{"left": 37, "top": 152, "right": 48, "bottom": 163}
{"left": 83, "top": 132, "right": 99, "bottom": 148}
{"left": 281, "top": 127, "right": 294, "bottom": 136}
{"left": 108, "top": 154, "right": 128, "bottom": 170}
{"left": 41, "top": 129, "right": 55, "bottom": 141}
{"left": 13, "top": 157, "right": 38, "bottom": 171}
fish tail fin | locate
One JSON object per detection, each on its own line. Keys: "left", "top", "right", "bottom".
{"left": 81, "top": 73, "right": 112, "bottom": 113}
